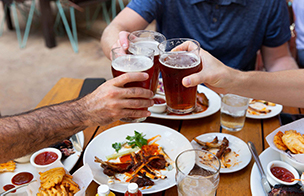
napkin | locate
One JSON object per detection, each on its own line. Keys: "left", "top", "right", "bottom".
{"left": 266, "top": 118, "right": 304, "bottom": 163}
{"left": 26, "top": 163, "right": 93, "bottom": 196}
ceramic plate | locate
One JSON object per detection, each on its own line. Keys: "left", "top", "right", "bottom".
{"left": 83, "top": 123, "right": 193, "bottom": 194}
{"left": 0, "top": 131, "right": 84, "bottom": 195}
{"left": 149, "top": 84, "right": 221, "bottom": 120}
{"left": 246, "top": 101, "right": 283, "bottom": 119}
{"left": 191, "top": 133, "right": 252, "bottom": 173}
{"left": 250, "top": 148, "right": 280, "bottom": 196}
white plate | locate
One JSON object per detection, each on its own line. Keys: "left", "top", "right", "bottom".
{"left": 150, "top": 84, "right": 221, "bottom": 120}
{"left": 246, "top": 102, "right": 283, "bottom": 119}
{"left": 250, "top": 148, "right": 280, "bottom": 196}
{"left": 0, "top": 131, "right": 84, "bottom": 195}
{"left": 83, "top": 123, "right": 193, "bottom": 194}
{"left": 191, "top": 133, "right": 252, "bottom": 173}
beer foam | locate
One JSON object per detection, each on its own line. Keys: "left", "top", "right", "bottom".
{"left": 129, "top": 40, "right": 160, "bottom": 55}
{"left": 112, "top": 55, "right": 153, "bottom": 72}
{"left": 160, "top": 52, "right": 200, "bottom": 69}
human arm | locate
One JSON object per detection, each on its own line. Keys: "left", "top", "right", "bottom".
{"left": 180, "top": 46, "right": 304, "bottom": 108}
{"left": 101, "top": 7, "right": 149, "bottom": 59}
{"left": 261, "top": 42, "right": 298, "bottom": 71}
{"left": 0, "top": 73, "right": 154, "bottom": 162}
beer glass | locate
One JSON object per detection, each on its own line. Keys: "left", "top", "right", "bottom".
{"left": 128, "top": 30, "right": 166, "bottom": 95}
{"left": 175, "top": 149, "right": 221, "bottom": 196}
{"left": 158, "top": 38, "right": 202, "bottom": 114}
{"left": 111, "top": 46, "right": 155, "bottom": 122}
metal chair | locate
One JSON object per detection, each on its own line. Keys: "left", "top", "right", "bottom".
{"left": 0, "top": 0, "right": 36, "bottom": 48}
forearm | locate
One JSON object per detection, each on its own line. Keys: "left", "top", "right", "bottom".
{"left": 265, "top": 56, "right": 299, "bottom": 72}
{"left": 230, "top": 70, "right": 304, "bottom": 107}
{"left": 101, "top": 24, "right": 123, "bottom": 59}
{"left": 0, "top": 100, "right": 88, "bottom": 162}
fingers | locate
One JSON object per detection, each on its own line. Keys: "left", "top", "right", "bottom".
{"left": 111, "top": 72, "right": 149, "bottom": 87}
{"left": 119, "top": 31, "right": 130, "bottom": 50}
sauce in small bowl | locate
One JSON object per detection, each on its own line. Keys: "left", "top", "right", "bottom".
{"left": 30, "top": 147, "right": 62, "bottom": 172}
{"left": 149, "top": 95, "right": 167, "bottom": 113}
{"left": 266, "top": 160, "right": 299, "bottom": 186}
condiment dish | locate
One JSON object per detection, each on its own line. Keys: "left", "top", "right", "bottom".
{"left": 14, "top": 153, "right": 33, "bottom": 163}
{"left": 266, "top": 160, "right": 299, "bottom": 186}
{"left": 30, "top": 147, "right": 62, "bottom": 172}
{"left": 280, "top": 153, "right": 304, "bottom": 173}
{"left": 148, "top": 95, "right": 166, "bottom": 113}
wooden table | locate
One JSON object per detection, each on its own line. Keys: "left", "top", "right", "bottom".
{"left": 37, "top": 77, "right": 302, "bottom": 196}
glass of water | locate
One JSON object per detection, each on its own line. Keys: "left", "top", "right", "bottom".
{"left": 175, "top": 149, "right": 220, "bottom": 196}
{"left": 220, "top": 94, "right": 249, "bottom": 132}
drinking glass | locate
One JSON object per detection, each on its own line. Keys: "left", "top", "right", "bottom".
{"left": 220, "top": 94, "right": 250, "bottom": 132}
{"left": 111, "top": 46, "right": 155, "bottom": 123}
{"left": 158, "top": 38, "right": 202, "bottom": 114}
{"left": 175, "top": 149, "right": 221, "bottom": 196}
{"left": 128, "top": 30, "right": 166, "bottom": 95}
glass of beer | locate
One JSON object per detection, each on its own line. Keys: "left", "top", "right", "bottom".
{"left": 158, "top": 38, "right": 202, "bottom": 114}
{"left": 111, "top": 46, "right": 155, "bottom": 122}
{"left": 175, "top": 149, "right": 220, "bottom": 196}
{"left": 128, "top": 30, "right": 166, "bottom": 95}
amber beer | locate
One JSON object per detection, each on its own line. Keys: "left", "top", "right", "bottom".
{"left": 160, "top": 52, "right": 202, "bottom": 114}
{"left": 111, "top": 55, "right": 154, "bottom": 89}
{"left": 128, "top": 41, "right": 161, "bottom": 93}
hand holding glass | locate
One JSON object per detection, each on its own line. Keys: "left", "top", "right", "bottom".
{"left": 111, "top": 46, "right": 155, "bottom": 122}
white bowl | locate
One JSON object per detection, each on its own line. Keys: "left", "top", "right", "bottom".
{"left": 280, "top": 153, "right": 304, "bottom": 173}
{"left": 148, "top": 95, "right": 166, "bottom": 113}
{"left": 30, "top": 147, "right": 62, "bottom": 172}
{"left": 14, "top": 153, "right": 33, "bottom": 163}
{"left": 266, "top": 160, "right": 299, "bottom": 186}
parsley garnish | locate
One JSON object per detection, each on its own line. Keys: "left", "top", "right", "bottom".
{"left": 112, "top": 130, "right": 148, "bottom": 152}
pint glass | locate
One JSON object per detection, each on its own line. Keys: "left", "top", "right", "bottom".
{"left": 158, "top": 38, "right": 202, "bottom": 114}
{"left": 128, "top": 30, "right": 166, "bottom": 95}
{"left": 111, "top": 46, "right": 154, "bottom": 122}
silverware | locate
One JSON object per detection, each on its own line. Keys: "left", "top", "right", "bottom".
{"left": 71, "top": 133, "right": 82, "bottom": 152}
{"left": 0, "top": 180, "right": 36, "bottom": 196}
{"left": 247, "top": 141, "right": 271, "bottom": 195}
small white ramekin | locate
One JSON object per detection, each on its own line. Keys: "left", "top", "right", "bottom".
{"left": 30, "top": 147, "right": 62, "bottom": 173}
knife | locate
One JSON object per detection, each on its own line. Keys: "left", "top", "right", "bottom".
{"left": 71, "top": 133, "right": 82, "bottom": 152}
{"left": 247, "top": 141, "right": 271, "bottom": 195}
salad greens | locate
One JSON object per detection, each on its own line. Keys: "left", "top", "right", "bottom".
{"left": 112, "top": 130, "right": 148, "bottom": 153}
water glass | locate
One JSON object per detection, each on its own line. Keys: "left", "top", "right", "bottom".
{"left": 220, "top": 94, "right": 249, "bottom": 132}
{"left": 175, "top": 149, "right": 220, "bottom": 196}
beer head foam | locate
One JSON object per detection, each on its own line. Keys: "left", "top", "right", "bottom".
{"left": 112, "top": 55, "right": 153, "bottom": 72}
{"left": 160, "top": 52, "right": 200, "bottom": 69}
{"left": 129, "top": 41, "right": 160, "bottom": 56}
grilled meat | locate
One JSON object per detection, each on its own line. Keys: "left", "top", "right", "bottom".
{"left": 130, "top": 175, "right": 155, "bottom": 187}
{"left": 50, "top": 139, "right": 75, "bottom": 158}
{"left": 268, "top": 184, "right": 304, "bottom": 196}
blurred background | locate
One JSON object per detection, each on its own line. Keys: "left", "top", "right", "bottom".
{"left": 0, "top": 0, "right": 155, "bottom": 116}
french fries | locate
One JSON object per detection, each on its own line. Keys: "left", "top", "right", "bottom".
{"left": 37, "top": 167, "right": 80, "bottom": 196}
{"left": 274, "top": 130, "right": 304, "bottom": 154}
{"left": 0, "top": 160, "right": 16, "bottom": 172}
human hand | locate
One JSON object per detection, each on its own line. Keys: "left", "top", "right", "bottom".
{"left": 80, "top": 73, "right": 154, "bottom": 126}
{"left": 110, "top": 31, "right": 130, "bottom": 60}
{"left": 176, "top": 42, "right": 238, "bottom": 94}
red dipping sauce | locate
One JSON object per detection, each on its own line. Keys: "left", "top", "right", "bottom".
{"left": 12, "top": 172, "right": 33, "bottom": 185}
{"left": 153, "top": 97, "right": 166, "bottom": 104}
{"left": 3, "top": 184, "right": 16, "bottom": 193}
{"left": 34, "top": 151, "right": 58, "bottom": 165}
{"left": 271, "top": 166, "right": 294, "bottom": 182}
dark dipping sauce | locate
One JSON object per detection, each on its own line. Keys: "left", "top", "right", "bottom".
{"left": 12, "top": 172, "right": 33, "bottom": 185}
{"left": 271, "top": 166, "right": 294, "bottom": 182}
{"left": 3, "top": 184, "right": 16, "bottom": 193}
{"left": 153, "top": 97, "right": 166, "bottom": 104}
{"left": 34, "top": 151, "right": 58, "bottom": 165}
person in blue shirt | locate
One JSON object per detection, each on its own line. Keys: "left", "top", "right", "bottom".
{"left": 101, "top": 0, "right": 298, "bottom": 71}
{"left": 292, "top": 0, "right": 304, "bottom": 68}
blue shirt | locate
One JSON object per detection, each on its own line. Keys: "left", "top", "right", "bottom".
{"left": 128, "top": 0, "right": 291, "bottom": 71}
{"left": 293, "top": 0, "right": 304, "bottom": 50}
